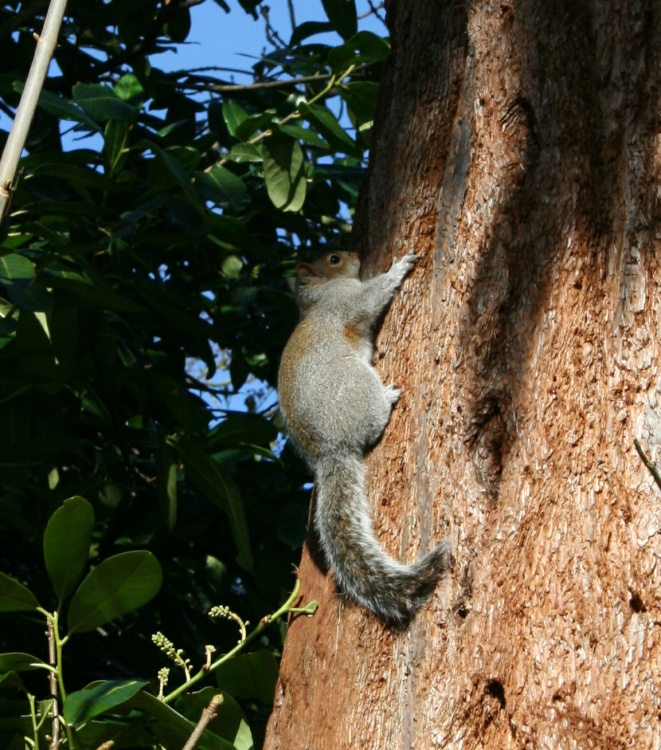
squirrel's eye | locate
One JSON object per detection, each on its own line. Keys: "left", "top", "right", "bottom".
{"left": 328, "top": 254, "right": 342, "bottom": 265}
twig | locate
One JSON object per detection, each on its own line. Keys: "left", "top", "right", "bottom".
{"left": 165, "top": 62, "right": 376, "bottom": 94}
{"left": 210, "top": 72, "right": 337, "bottom": 92}
{"left": 47, "top": 620, "right": 60, "bottom": 750}
{"left": 162, "top": 579, "right": 306, "bottom": 704}
{"left": 634, "top": 438, "right": 661, "bottom": 491}
{"left": 286, "top": 0, "right": 296, "bottom": 32}
{"left": 0, "top": 0, "right": 69, "bottom": 218}
{"left": 181, "top": 694, "right": 224, "bottom": 750}
{"left": 364, "top": 0, "right": 387, "bottom": 24}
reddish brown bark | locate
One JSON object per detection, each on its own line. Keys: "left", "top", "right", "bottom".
{"left": 265, "top": 1, "right": 661, "bottom": 747}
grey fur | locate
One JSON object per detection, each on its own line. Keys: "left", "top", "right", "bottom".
{"left": 278, "top": 251, "right": 451, "bottom": 625}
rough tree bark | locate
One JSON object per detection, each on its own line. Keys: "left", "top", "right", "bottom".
{"left": 265, "top": 0, "right": 661, "bottom": 747}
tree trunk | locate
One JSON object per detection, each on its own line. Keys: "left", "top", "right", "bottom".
{"left": 264, "top": 0, "right": 661, "bottom": 747}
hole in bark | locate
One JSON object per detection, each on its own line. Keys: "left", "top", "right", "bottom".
{"left": 629, "top": 592, "right": 646, "bottom": 613}
{"left": 452, "top": 564, "right": 473, "bottom": 619}
{"left": 455, "top": 602, "right": 471, "bottom": 619}
{"left": 485, "top": 679, "right": 506, "bottom": 708}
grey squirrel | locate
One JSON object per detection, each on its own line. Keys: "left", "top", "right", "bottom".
{"left": 278, "top": 250, "right": 451, "bottom": 625}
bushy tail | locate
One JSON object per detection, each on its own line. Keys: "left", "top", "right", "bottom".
{"left": 314, "top": 454, "right": 452, "bottom": 625}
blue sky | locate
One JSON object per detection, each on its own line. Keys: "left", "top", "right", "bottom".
{"left": 155, "top": 0, "right": 386, "bottom": 78}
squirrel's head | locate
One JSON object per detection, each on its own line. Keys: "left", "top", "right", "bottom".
{"left": 287, "top": 251, "right": 360, "bottom": 294}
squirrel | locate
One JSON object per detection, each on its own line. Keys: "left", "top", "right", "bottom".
{"left": 278, "top": 250, "right": 451, "bottom": 625}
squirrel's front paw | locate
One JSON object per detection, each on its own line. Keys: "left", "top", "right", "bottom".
{"left": 391, "top": 252, "right": 418, "bottom": 279}
{"left": 384, "top": 384, "right": 402, "bottom": 404}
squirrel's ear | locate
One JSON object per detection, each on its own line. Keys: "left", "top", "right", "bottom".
{"left": 285, "top": 276, "right": 298, "bottom": 293}
{"left": 295, "top": 262, "right": 323, "bottom": 286}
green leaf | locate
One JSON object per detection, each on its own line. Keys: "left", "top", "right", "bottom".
{"left": 234, "top": 109, "right": 277, "bottom": 141}
{"left": 0, "top": 572, "right": 39, "bottom": 613}
{"left": 221, "top": 255, "right": 243, "bottom": 279}
{"left": 44, "top": 496, "right": 94, "bottom": 604}
{"left": 214, "top": 650, "right": 279, "bottom": 704}
{"left": 0, "top": 254, "right": 35, "bottom": 287}
{"left": 0, "top": 653, "right": 45, "bottom": 673}
{"left": 278, "top": 122, "right": 330, "bottom": 150}
{"left": 349, "top": 30, "right": 391, "bottom": 61}
{"left": 339, "top": 81, "right": 379, "bottom": 126}
{"left": 156, "top": 438, "right": 178, "bottom": 532}
{"left": 147, "top": 143, "right": 206, "bottom": 216}
{"left": 175, "top": 440, "right": 253, "bottom": 570}
{"left": 164, "top": 7, "right": 191, "bottom": 42}
{"left": 227, "top": 143, "right": 262, "bottom": 163}
{"left": 328, "top": 30, "right": 391, "bottom": 70}
{"left": 195, "top": 166, "right": 247, "bottom": 209}
{"left": 15, "top": 84, "right": 100, "bottom": 131}
{"left": 210, "top": 413, "right": 278, "bottom": 449}
{"left": 67, "top": 551, "right": 162, "bottom": 634}
{"left": 262, "top": 133, "right": 307, "bottom": 212}
{"left": 63, "top": 680, "right": 148, "bottom": 726}
{"left": 114, "top": 73, "right": 145, "bottom": 104}
{"left": 43, "top": 276, "right": 145, "bottom": 313}
{"left": 321, "top": 0, "right": 357, "bottom": 40}
{"left": 222, "top": 100, "right": 249, "bottom": 137}
{"left": 72, "top": 83, "right": 137, "bottom": 121}
{"left": 290, "top": 20, "right": 333, "bottom": 46}
{"left": 104, "top": 119, "right": 129, "bottom": 176}
{"left": 299, "top": 102, "right": 360, "bottom": 156}
{"left": 176, "top": 688, "right": 253, "bottom": 750}
{"left": 29, "top": 163, "right": 113, "bottom": 191}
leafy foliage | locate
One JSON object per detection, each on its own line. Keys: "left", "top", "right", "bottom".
{"left": 0, "top": 0, "right": 387, "bottom": 747}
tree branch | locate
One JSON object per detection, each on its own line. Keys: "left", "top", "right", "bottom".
{"left": 167, "top": 62, "right": 377, "bottom": 94}
{"left": 182, "top": 693, "right": 224, "bottom": 750}
{"left": 47, "top": 619, "right": 60, "bottom": 750}
{"left": 0, "top": 0, "right": 69, "bottom": 218}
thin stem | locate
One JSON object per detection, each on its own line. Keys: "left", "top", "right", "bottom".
{"left": 40, "top": 610, "right": 76, "bottom": 750}
{"left": 28, "top": 692, "right": 40, "bottom": 750}
{"left": 46, "top": 618, "right": 59, "bottom": 750}
{"left": 0, "top": 0, "right": 69, "bottom": 218}
{"left": 286, "top": 0, "right": 296, "bottom": 32}
{"left": 181, "top": 693, "right": 224, "bottom": 750}
{"left": 163, "top": 579, "right": 302, "bottom": 704}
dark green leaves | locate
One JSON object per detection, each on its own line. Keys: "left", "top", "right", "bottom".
{"left": 321, "top": 0, "right": 357, "bottom": 40}
{"left": 222, "top": 100, "right": 250, "bottom": 137}
{"left": 0, "top": 572, "right": 39, "bottom": 613}
{"left": 0, "top": 1, "right": 386, "bottom": 744}
{"left": 299, "top": 102, "right": 360, "bottom": 156}
{"left": 64, "top": 680, "right": 148, "bottom": 725}
{"left": 0, "top": 653, "right": 45, "bottom": 673}
{"left": 72, "top": 83, "right": 137, "bottom": 122}
{"left": 215, "top": 650, "right": 279, "bottom": 704}
{"left": 67, "top": 551, "right": 163, "bottom": 634}
{"left": 0, "top": 254, "right": 35, "bottom": 287}
{"left": 196, "top": 166, "right": 248, "bottom": 209}
{"left": 263, "top": 133, "right": 307, "bottom": 212}
{"left": 44, "top": 496, "right": 94, "bottom": 604}
{"left": 2, "top": 497, "right": 164, "bottom": 631}
{"left": 175, "top": 439, "right": 253, "bottom": 571}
